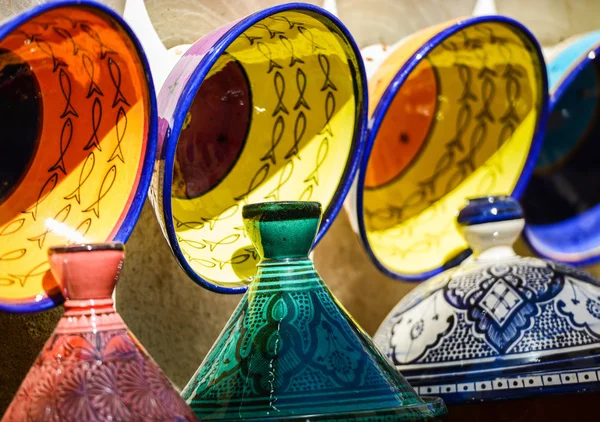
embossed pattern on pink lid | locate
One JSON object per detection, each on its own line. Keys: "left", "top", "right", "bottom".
{"left": 3, "top": 242, "right": 197, "bottom": 422}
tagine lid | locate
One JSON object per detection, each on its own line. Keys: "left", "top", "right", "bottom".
{"left": 0, "top": 1, "right": 157, "bottom": 312}
{"left": 182, "top": 201, "right": 446, "bottom": 421}
{"left": 3, "top": 242, "right": 197, "bottom": 421}
{"left": 374, "top": 196, "right": 600, "bottom": 404}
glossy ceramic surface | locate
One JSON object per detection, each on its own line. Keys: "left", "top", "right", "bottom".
{"left": 149, "top": 3, "right": 367, "bottom": 294}
{"left": 348, "top": 16, "right": 548, "bottom": 281}
{"left": 374, "top": 196, "right": 600, "bottom": 406}
{"left": 2, "top": 243, "right": 196, "bottom": 421}
{"left": 182, "top": 201, "right": 446, "bottom": 421}
{"left": 0, "top": 1, "right": 157, "bottom": 312}
{"left": 522, "top": 31, "right": 600, "bottom": 266}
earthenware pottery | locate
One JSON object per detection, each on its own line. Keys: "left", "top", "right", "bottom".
{"left": 2, "top": 243, "right": 196, "bottom": 421}
{"left": 374, "top": 196, "right": 600, "bottom": 419}
{"left": 181, "top": 201, "right": 445, "bottom": 421}
{"left": 0, "top": 1, "right": 157, "bottom": 312}
{"left": 522, "top": 31, "right": 600, "bottom": 266}
{"left": 345, "top": 16, "right": 548, "bottom": 282}
{"left": 149, "top": 4, "right": 367, "bottom": 294}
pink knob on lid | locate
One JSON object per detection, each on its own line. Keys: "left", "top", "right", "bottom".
{"left": 48, "top": 243, "right": 125, "bottom": 302}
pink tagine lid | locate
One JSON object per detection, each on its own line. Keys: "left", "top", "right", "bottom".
{"left": 3, "top": 242, "right": 197, "bottom": 421}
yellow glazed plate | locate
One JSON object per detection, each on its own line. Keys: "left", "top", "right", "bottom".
{"left": 0, "top": 2, "right": 156, "bottom": 311}
{"left": 352, "top": 16, "right": 548, "bottom": 281}
{"left": 150, "top": 4, "right": 367, "bottom": 293}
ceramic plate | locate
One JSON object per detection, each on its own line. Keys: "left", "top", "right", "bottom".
{"left": 0, "top": 1, "right": 156, "bottom": 312}
{"left": 522, "top": 32, "right": 600, "bottom": 266}
{"left": 352, "top": 16, "right": 549, "bottom": 281}
{"left": 151, "top": 3, "right": 367, "bottom": 293}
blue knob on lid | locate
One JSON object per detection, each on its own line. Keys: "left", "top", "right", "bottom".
{"left": 457, "top": 196, "right": 524, "bottom": 226}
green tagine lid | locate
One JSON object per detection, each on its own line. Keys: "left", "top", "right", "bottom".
{"left": 181, "top": 201, "right": 446, "bottom": 421}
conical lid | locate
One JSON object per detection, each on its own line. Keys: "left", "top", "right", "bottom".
{"left": 182, "top": 201, "right": 445, "bottom": 421}
{"left": 375, "top": 196, "right": 600, "bottom": 405}
{"left": 2, "top": 243, "right": 197, "bottom": 422}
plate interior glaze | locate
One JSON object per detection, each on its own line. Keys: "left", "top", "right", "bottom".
{"left": 165, "top": 9, "right": 364, "bottom": 292}
{"left": 362, "top": 20, "right": 546, "bottom": 279}
{"left": 522, "top": 33, "right": 600, "bottom": 263}
{"left": 0, "top": 4, "right": 153, "bottom": 311}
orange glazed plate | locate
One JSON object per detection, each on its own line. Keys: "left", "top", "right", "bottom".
{"left": 0, "top": 1, "right": 157, "bottom": 312}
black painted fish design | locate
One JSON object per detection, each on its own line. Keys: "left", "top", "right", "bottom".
{"left": 64, "top": 151, "right": 95, "bottom": 204}
{"left": 108, "top": 58, "right": 130, "bottom": 108}
{"left": 27, "top": 204, "right": 71, "bottom": 249}
{"left": 49, "top": 118, "right": 73, "bottom": 175}
{"left": 22, "top": 173, "right": 58, "bottom": 221}
{"left": 109, "top": 107, "right": 127, "bottom": 163}
{"left": 83, "top": 165, "right": 116, "bottom": 218}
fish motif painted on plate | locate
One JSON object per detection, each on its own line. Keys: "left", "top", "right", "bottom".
{"left": 64, "top": 151, "right": 95, "bottom": 204}
{"left": 201, "top": 204, "right": 239, "bottom": 230}
{"left": 294, "top": 68, "right": 310, "bottom": 110}
{"left": 279, "top": 35, "right": 304, "bottom": 67}
{"left": 53, "top": 27, "right": 83, "bottom": 56}
{"left": 272, "top": 71, "right": 289, "bottom": 116}
{"left": 203, "top": 234, "right": 240, "bottom": 252}
{"left": 75, "top": 218, "right": 92, "bottom": 238}
{"left": 59, "top": 69, "right": 78, "bottom": 118}
{"left": 253, "top": 23, "right": 284, "bottom": 39}
{"left": 285, "top": 111, "right": 306, "bottom": 160}
{"left": 48, "top": 118, "right": 73, "bottom": 175}
{"left": 0, "top": 219, "right": 25, "bottom": 236}
{"left": 82, "top": 54, "right": 103, "bottom": 98}
{"left": 27, "top": 204, "right": 71, "bottom": 249}
{"left": 109, "top": 107, "right": 127, "bottom": 163}
{"left": 80, "top": 23, "right": 115, "bottom": 59}
{"left": 36, "top": 39, "right": 67, "bottom": 72}
{"left": 22, "top": 173, "right": 58, "bottom": 221}
{"left": 108, "top": 58, "right": 130, "bottom": 108}
{"left": 320, "top": 91, "right": 335, "bottom": 137}
{"left": 174, "top": 217, "right": 205, "bottom": 230}
{"left": 304, "top": 137, "right": 329, "bottom": 186}
{"left": 298, "top": 26, "right": 323, "bottom": 52}
{"left": 235, "top": 164, "right": 269, "bottom": 204}
{"left": 8, "top": 261, "right": 51, "bottom": 288}
{"left": 261, "top": 116, "right": 285, "bottom": 165}
{"left": 178, "top": 237, "right": 207, "bottom": 250}
{"left": 265, "top": 159, "right": 294, "bottom": 201}
{"left": 257, "top": 42, "right": 283, "bottom": 74}
{"left": 85, "top": 98, "right": 103, "bottom": 151}
{"left": 83, "top": 165, "right": 116, "bottom": 218}
{"left": 0, "top": 249, "right": 27, "bottom": 261}
{"left": 212, "top": 253, "right": 250, "bottom": 270}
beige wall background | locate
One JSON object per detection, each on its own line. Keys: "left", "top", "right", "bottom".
{"left": 3, "top": 0, "right": 600, "bottom": 415}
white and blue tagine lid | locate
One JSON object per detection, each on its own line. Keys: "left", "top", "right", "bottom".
{"left": 374, "top": 195, "right": 600, "bottom": 406}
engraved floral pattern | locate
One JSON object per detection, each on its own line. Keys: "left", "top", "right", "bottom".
{"left": 3, "top": 329, "right": 196, "bottom": 421}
